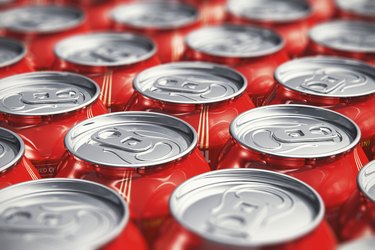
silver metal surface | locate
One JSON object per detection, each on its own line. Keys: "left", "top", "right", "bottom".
{"left": 228, "top": 0, "right": 311, "bottom": 22}
{"left": 0, "top": 127, "right": 24, "bottom": 173}
{"left": 358, "top": 160, "right": 375, "bottom": 202}
{"left": 0, "top": 71, "right": 99, "bottom": 116}
{"left": 133, "top": 62, "right": 247, "bottom": 104}
{"left": 230, "top": 105, "right": 360, "bottom": 158}
{"left": 55, "top": 32, "right": 156, "bottom": 67}
{"left": 65, "top": 112, "right": 197, "bottom": 168}
{"left": 111, "top": 2, "right": 198, "bottom": 29}
{"left": 0, "top": 178, "right": 128, "bottom": 250}
{"left": 336, "top": 0, "right": 375, "bottom": 17}
{"left": 186, "top": 25, "right": 284, "bottom": 58}
{"left": 0, "top": 37, "right": 25, "bottom": 68}
{"left": 0, "top": 6, "right": 84, "bottom": 33}
{"left": 339, "top": 238, "right": 375, "bottom": 250}
{"left": 310, "top": 21, "right": 375, "bottom": 53}
{"left": 170, "top": 169, "right": 324, "bottom": 247}
{"left": 275, "top": 56, "right": 375, "bottom": 98}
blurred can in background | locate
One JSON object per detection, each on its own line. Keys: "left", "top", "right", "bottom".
{"left": 0, "top": 71, "right": 107, "bottom": 178}
{"left": 336, "top": 0, "right": 375, "bottom": 21}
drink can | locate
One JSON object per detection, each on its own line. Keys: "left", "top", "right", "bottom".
{"left": 336, "top": 0, "right": 375, "bottom": 21}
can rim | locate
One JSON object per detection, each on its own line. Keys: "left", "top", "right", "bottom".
{"left": 110, "top": 2, "right": 199, "bottom": 30}
{"left": 185, "top": 24, "right": 285, "bottom": 58}
{"left": 64, "top": 111, "right": 198, "bottom": 168}
{"left": 54, "top": 32, "right": 157, "bottom": 67}
{"left": 0, "top": 37, "right": 27, "bottom": 68}
{"left": 0, "top": 178, "right": 129, "bottom": 249}
{"left": 358, "top": 160, "right": 375, "bottom": 203}
{"left": 336, "top": 0, "right": 375, "bottom": 17}
{"left": 229, "top": 104, "right": 361, "bottom": 159}
{"left": 169, "top": 168, "right": 325, "bottom": 247}
{"left": 0, "top": 127, "right": 25, "bottom": 172}
{"left": 0, "top": 71, "right": 100, "bottom": 116}
{"left": 274, "top": 56, "right": 375, "bottom": 98}
{"left": 133, "top": 61, "right": 248, "bottom": 105}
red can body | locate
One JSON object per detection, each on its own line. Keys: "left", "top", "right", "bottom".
{"left": 185, "top": 0, "right": 226, "bottom": 25}
{"left": 308, "top": 0, "right": 335, "bottom": 23}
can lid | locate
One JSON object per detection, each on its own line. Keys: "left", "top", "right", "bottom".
{"left": 0, "top": 37, "right": 26, "bottom": 68}
{"left": 0, "top": 127, "right": 24, "bottom": 172}
{"left": 339, "top": 238, "right": 375, "bottom": 250}
{"left": 65, "top": 112, "right": 197, "bottom": 168}
{"left": 309, "top": 20, "right": 375, "bottom": 53}
{"left": 0, "top": 71, "right": 100, "bottom": 116}
{"left": 336, "top": 0, "right": 375, "bottom": 17}
{"left": 55, "top": 32, "right": 156, "bottom": 67}
{"left": 186, "top": 25, "right": 284, "bottom": 58}
{"left": 230, "top": 104, "right": 360, "bottom": 158}
{"left": 170, "top": 169, "right": 324, "bottom": 247}
{"left": 275, "top": 56, "right": 375, "bottom": 98}
{"left": 228, "top": 0, "right": 311, "bottom": 22}
{"left": 0, "top": 6, "right": 84, "bottom": 33}
{"left": 111, "top": 2, "right": 198, "bottom": 29}
{"left": 133, "top": 62, "right": 247, "bottom": 104}
{"left": 0, "top": 178, "right": 128, "bottom": 250}
{"left": 358, "top": 161, "right": 375, "bottom": 203}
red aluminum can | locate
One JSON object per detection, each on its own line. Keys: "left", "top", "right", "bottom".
{"left": 336, "top": 0, "right": 375, "bottom": 21}
{"left": 264, "top": 56, "right": 375, "bottom": 160}
{"left": 226, "top": 0, "right": 313, "bottom": 57}
{"left": 217, "top": 105, "right": 368, "bottom": 230}
{"left": 0, "top": 37, "right": 33, "bottom": 79}
{"left": 54, "top": 32, "right": 160, "bottom": 111}
{"left": 0, "top": 178, "right": 148, "bottom": 250}
{"left": 183, "top": 24, "right": 289, "bottom": 106}
{"left": 155, "top": 169, "right": 337, "bottom": 250}
{"left": 339, "top": 160, "right": 375, "bottom": 241}
{"left": 110, "top": 2, "right": 201, "bottom": 63}
{"left": 185, "top": 0, "right": 226, "bottom": 25}
{"left": 0, "top": 127, "right": 40, "bottom": 189}
{"left": 307, "top": 20, "right": 375, "bottom": 66}
{"left": 308, "top": 0, "right": 335, "bottom": 23}
{"left": 0, "top": 5, "right": 88, "bottom": 70}
{"left": 0, "top": 71, "right": 107, "bottom": 178}
{"left": 56, "top": 112, "right": 211, "bottom": 241}
{"left": 126, "top": 62, "right": 255, "bottom": 168}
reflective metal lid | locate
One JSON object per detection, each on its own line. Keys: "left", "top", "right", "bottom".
{"left": 336, "top": 0, "right": 375, "bottom": 17}
{"left": 0, "top": 71, "right": 100, "bottom": 116}
{"left": 110, "top": 2, "right": 198, "bottom": 29}
{"left": 0, "top": 127, "right": 24, "bottom": 173}
{"left": 275, "top": 56, "right": 375, "bottom": 98}
{"left": 339, "top": 238, "right": 375, "bottom": 250}
{"left": 230, "top": 105, "right": 360, "bottom": 158}
{"left": 170, "top": 169, "right": 324, "bottom": 247}
{"left": 228, "top": 0, "right": 311, "bottom": 22}
{"left": 186, "top": 25, "right": 284, "bottom": 58}
{"left": 0, "top": 37, "right": 26, "bottom": 68}
{"left": 0, "top": 6, "right": 84, "bottom": 33}
{"left": 310, "top": 21, "right": 375, "bottom": 53}
{"left": 65, "top": 112, "right": 197, "bottom": 168}
{"left": 0, "top": 178, "right": 128, "bottom": 250}
{"left": 55, "top": 32, "right": 156, "bottom": 67}
{"left": 133, "top": 62, "right": 247, "bottom": 104}
{"left": 358, "top": 161, "right": 375, "bottom": 203}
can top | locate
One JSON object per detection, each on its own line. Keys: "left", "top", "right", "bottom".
{"left": 0, "top": 37, "right": 26, "bottom": 68}
{"left": 228, "top": 0, "right": 311, "bottom": 22}
{"left": 0, "top": 127, "right": 24, "bottom": 172}
{"left": 339, "top": 238, "right": 375, "bottom": 250}
{"left": 110, "top": 2, "right": 198, "bottom": 30}
{"left": 0, "top": 71, "right": 100, "bottom": 116}
{"left": 170, "top": 169, "right": 324, "bottom": 247}
{"left": 0, "top": 6, "right": 84, "bottom": 33}
{"left": 336, "top": 0, "right": 375, "bottom": 17}
{"left": 65, "top": 112, "right": 197, "bottom": 168}
{"left": 0, "top": 178, "right": 128, "bottom": 250}
{"left": 55, "top": 32, "right": 156, "bottom": 67}
{"left": 230, "top": 104, "right": 360, "bottom": 158}
{"left": 358, "top": 161, "right": 375, "bottom": 203}
{"left": 133, "top": 62, "right": 247, "bottom": 104}
{"left": 275, "top": 56, "right": 375, "bottom": 98}
{"left": 186, "top": 25, "right": 284, "bottom": 58}
{"left": 309, "top": 20, "right": 375, "bottom": 53}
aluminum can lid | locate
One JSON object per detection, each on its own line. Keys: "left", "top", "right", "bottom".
{"left": 0, "top": 37, "right": 26, "bottom": 68}
{"left": 358, "top": 160, "right": 375, "bottom": 203}
{"left": 0, "top": 127, "right": 24, "bottom": 172}
{"left": 336, "top": 0, "right": 375, "bottom": 17}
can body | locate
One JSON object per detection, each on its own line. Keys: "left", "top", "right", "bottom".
{"left": 186, "top": 0, "right": 226, "bottom": 25}
{"left": 0, "top": 157, "right": 40, "bottom": 189}
{"left": 0, "top": 55, "right": 33, "bottom": 78}
{"left": 308, "top": 0, "right": 335, "bottom": 23}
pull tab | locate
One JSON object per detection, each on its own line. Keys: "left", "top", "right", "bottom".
{"left": 300, "top": 70, "right": 347, "bottom": 94}
{"left": 154, "top": 76, "right": 210, "bottom": 94}
{"left": 21, "top": 88, "right": 80, "bottom": 104}
{"left": 273, "top": 123, "right": 338, "bottom": 143}
{"left": 91, "top": 46, "right": 137, "bottom": 62}
{"left": 91, "top": 127, "right": 153, "bottom": 153}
